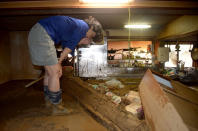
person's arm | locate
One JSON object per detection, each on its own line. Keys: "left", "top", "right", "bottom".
{"left": 58, "top": 47, "right": 72, "bottom": 64}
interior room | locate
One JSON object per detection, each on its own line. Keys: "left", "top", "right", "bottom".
{"left": 0, "top": 0, "right": 198, "bottom": 131}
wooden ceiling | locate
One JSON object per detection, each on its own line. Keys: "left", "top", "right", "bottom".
{"left": 0, "top": 0, "right": 198, "bottom": 40}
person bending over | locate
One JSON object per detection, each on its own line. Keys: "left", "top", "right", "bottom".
{"left": 28, "top": 15, "right": 103, "bottom": 115}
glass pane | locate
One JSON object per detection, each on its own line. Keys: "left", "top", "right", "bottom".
{"left": 165, "top": 45, "right": 177, "bottom": 67}
{"left": 165, "top": 44, "right": 193, "bottom": 67}
{"left": 179, "top": 44, "right": 193, "bottom": 67}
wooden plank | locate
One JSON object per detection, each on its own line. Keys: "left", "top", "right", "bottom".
{"left": 164, "top": 88, "right": 198, "bottom": 131}
{"left": 171, "top": 81, "right": 198, "bottom": 105}
{"left": 0, "top": 1, "right": 198, "bottom": 9}
{"left": 25, "top": 76, "right": 44, "bottom": 88}
{"left": 1, "top": 8, "right": 198, "bottom": 16}
{"left": 139, "top": 69, "right": 189, "bottom": 131}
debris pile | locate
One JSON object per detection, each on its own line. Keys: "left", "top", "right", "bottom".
{"left": 124, "top": 91, "right": 144, "bottom": 119}
{"left": 105, "top": 78, "right": 124, "bottom": 89}
{"left": 106, "top": 91, "right": 122, "bottom": 105}
{"left": 88, "top": 78, "right": 144, "bottom": 119}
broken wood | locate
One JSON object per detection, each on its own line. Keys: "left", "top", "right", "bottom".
{"left": 25, "top": 76, "right": 44, "bottom": 88}
{"left": 139, "top": 69, "right": 189, "bottom": 131}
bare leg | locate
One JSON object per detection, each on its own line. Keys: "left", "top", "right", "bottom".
{"left": 44, "top": 64, "right": 71, "bottom": 114}
{"left": 44, "top": 70, "right": 49, "bottom": 87}
{"left": 44, "top": 64, "right": 62, "bottom": 92}
{"left": 43, "top": 70, "right": 49, "bottom": 102}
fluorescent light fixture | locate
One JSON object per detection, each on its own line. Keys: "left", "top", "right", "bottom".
{"left": 80, "top": 0, "right": 133, "bottom": 3}
{"left": 124, "top": 24, "right": 151, "bottom": 29}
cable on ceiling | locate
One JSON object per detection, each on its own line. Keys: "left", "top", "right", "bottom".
{"left": 128, "top": 7, "right": 131, "bottom": 49}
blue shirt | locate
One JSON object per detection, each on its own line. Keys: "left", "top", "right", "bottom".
{"left": 38, "top": 16, "right": 89, "bottom": 55}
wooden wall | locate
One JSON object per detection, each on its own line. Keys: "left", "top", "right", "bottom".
{"left": 10, "top": 31, "right": 41, "bottom": 80}
{"left": 0, "top": 31, "right": 11, "bottom": 84}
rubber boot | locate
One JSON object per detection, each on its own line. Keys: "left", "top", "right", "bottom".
{"left": 47, "top": 89, "right": 72, "bottom": 115}
{"left": 45, "top": 97, "right": 52, "bottom": 108}
{"left": 52, "top": 102, "right": 72, "bottom": 115}
{"left": 44, "top": 86, "right": 51, "bottom": 108}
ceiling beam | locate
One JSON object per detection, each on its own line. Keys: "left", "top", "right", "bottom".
{"left": 0, "top": 1, "right": 198, "bottom": 9}
{"left": 1, "top": 8, "right": 198, "bottom": 16}
{"left": 157, "top": 15, "right": 198, "bottom": 40}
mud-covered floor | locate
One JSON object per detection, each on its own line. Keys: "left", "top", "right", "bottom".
{"left": 0, "top": 80, "right": 108, "bottom": 131}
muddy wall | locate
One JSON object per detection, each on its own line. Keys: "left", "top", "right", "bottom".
{"left": 0, "top": 31, "right": 11, "bottom": 84}
{"left": 10, "top": 31, "right": 41, "bottom": 80}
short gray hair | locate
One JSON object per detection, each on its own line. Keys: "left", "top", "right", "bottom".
{"left": 84, "top": 16, "right": 103, "bottom": 43}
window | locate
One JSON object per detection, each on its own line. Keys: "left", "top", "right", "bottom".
{"left": 165, "top": 44, "right": 193, "bottom": 67}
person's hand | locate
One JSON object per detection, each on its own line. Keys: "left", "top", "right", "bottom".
{"left": 79, "top": 37, "right": 91, "bottom": 45}
{"left": 58, "top": 63, "right": 62, "bottom": 78}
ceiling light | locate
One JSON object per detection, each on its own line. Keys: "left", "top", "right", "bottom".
{"left": 80, "top": 0, "right": 133, "bottom": 4}
{"left": 124, "top": 24, "right": 151, "bottom": 29}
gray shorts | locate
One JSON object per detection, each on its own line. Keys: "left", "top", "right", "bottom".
{"left": 28, "top": 23, "right": 58, "bottom": 66}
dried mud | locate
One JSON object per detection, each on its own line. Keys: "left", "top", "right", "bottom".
{"left": 0, "top": 80, "right": 107, "bottom": 131}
